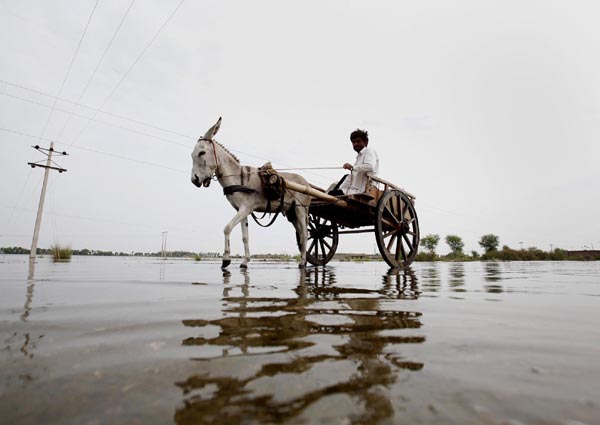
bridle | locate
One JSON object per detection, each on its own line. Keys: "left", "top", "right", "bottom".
{"left": 198, "top": 137, "right": 221, "bottom": 179}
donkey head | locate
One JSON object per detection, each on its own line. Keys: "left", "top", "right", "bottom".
{"left": 191, "top": 117, "right": 221, "bottom": 188}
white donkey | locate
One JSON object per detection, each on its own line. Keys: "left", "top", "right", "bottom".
{"left": 191, "top": 118, "right": 311, "bottom": 269}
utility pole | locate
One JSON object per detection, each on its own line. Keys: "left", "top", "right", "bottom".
{"left": 519, "top": 241, "right": 524, "bottom": 250}
{"left": 28, "top": 143, "right": 68, "bottom": 262}
{"left": 161, "top": 231, "right": 168, "bottom": 258}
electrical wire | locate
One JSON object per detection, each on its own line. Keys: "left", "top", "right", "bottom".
{"left": 0, "top": 77, "right": 192, "bottom": 139}
{"left": 1, "top": 126, "right": 187, "bottom": 173}
{"left": 0, "top": 78, "right": 334, "bottom": 181}
{"left": 0, "top": 168, "right": 33, "bottom": 241}
{"left": 71, "top": 0, "right": 186, "bottom": 146}
{"left": 37, "top": 0, "right": 100, "bottom": 142}
{"left": 55, "top": 0, "right": 137, "bottom": 141}
{"left": 0, "top": 89, "right": 187, "bottom": 148}
{"left": 0, "top": 203, "right": 203, "bottom": 234}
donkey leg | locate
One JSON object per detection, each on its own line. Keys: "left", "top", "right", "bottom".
{"left": 240, "top": 217, "right": 250, "bottom": 268}
{"left": 292, "top": 207, "right": 309, "bottom": 268}
{"left": 223, "top": 207, "right": 251, "bottom": 269}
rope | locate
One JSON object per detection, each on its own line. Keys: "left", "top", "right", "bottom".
{"left": 276, "top": 167, "right": 343, "bottom": 171}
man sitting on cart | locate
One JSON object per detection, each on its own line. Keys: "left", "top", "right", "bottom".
{"left": 329, "top": 128, "right": 379, "bottom": 195}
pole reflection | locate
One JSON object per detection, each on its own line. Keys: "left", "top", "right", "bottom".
{"left": 15, "top": 259, "right": 39, "bottom": 359}
{"left": 175, "top": 267, "right": 425, "bottom": 424}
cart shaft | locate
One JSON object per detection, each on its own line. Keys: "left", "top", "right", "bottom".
{"left": 285, "top": 180, "right": 348, "bottom": 207}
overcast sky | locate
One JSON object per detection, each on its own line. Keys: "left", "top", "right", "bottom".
{"left": 1, "top": 0, "right": 599, "bottom": 256}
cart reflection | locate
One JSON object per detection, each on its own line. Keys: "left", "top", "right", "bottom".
{"left": 175, "top": 267, "right": 425, "bottom": 424}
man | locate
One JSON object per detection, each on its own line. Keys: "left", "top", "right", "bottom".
{"left": 331, "top": 129, "right": 379, "bottom": 195}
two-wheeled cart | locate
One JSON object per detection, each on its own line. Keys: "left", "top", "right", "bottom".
{"left": 284, "top": 175, "right": 420, "bottom": 268}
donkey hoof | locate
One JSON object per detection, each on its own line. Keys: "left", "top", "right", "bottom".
{"left": 298, "top": 263, "right": 306, "bottom": 269}
{"left": 240, "top": 263, "right": 248, "bottom": 269}
{"left": 221, "top": 259, "right": 231, "bottom": 269}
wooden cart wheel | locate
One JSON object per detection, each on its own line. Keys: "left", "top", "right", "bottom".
{"left": 375, "top": 190, "right": 420, "bottom": 268}
{"left": 306, "top": 213, "right": 339, "bottom": 266}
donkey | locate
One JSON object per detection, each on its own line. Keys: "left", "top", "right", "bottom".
{"left": 191, "top": 118, "right": 311, "bottom": 269}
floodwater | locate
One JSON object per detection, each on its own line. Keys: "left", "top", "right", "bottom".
{"left": 1, "top": 256, "right": 599, "bottom": 425}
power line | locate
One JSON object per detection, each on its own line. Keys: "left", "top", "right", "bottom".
{"left": 38, "top": 0, "right": 100, "bottom": 142}
{"left": 71, "top": 0, "right": 186, "bottom": 146}
{"left": 0, "top": 203, "right": 202, "bottom": 234}
{"left": 56, "top": 0, "right": 137, "bottom": 141}
{"left": 0, "top": 78, "right": 330, "bottom": 179}
{"left": 0, "top": 78, "right": 193, "bottom": 139}
{"left": 1, "top": 126, "right": 186, "bottom": 173}
{"left": 0, "top": 89, "right": 188, "bottom": 148}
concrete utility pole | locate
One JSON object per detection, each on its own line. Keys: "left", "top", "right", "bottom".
{"left": 161, "top": 231, "right": 168, "bottom": 258}
{"left": 28, "top": 143, "right": 67, "bottom": 262}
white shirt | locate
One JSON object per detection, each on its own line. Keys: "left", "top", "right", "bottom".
{"left": 341, "top": 146, "right": 379, "bottom": 195}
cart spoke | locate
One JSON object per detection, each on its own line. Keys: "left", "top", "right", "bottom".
{"left": 384, "top": 205, "right": 400, "bottom": 225}
{"left": 382, "top": 229, "right": 396, "bottom": 240}
{"left": 387, "top": 233, "right": 397, "bottom": 252}
{"left": 322, "top": 238, "right": 332, "bottom": 250}
{"left": 397, "top": 236, "right": 407, "bottom": 261}
{"left": 395, "top": 195, "right": 403, "bottom": 219}
{"left": 319, "top": 239, "right": 327, "bottom": 258}
{"left": 308, "top": 238, "right": 317, "bottom": 254}
{"left": 402, "top": 233, "right": 413, "bottom": 254}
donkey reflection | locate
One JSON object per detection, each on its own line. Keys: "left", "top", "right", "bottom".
{"left": 176, "top": 268, "right": 424, "bottom": 424}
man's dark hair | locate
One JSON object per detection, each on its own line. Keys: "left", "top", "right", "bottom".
{"left": 350, "top": 129, "right": 369, "bottom": 144}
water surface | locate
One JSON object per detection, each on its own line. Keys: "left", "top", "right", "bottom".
{"left": 1, "top": 256, "right": 599, "bottom": 424}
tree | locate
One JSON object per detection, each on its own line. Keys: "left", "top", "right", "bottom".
{"left": 420, "top": 234, "right": 440, "bottom": 254}
{"left": 479, "top": 234, "right": 499, "bottom": 253}
{"left": 445, "top": 235, "right": 464, "bottom": 256}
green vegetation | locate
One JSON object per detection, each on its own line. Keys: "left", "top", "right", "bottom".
{"left": 479, "top": 234, "right": 499, "bottom": 253}
{"left": 445, "top": 235, "right": 464, "bottom": 257}
{"left": 414, "top": 232, "right": 599, "bottom": 262}
{"left": 51, "top": 244, "right": 72, "bottom": 262}
{"left": 482, "top": 246, "right": 570, "bottom": 261}
{"left": 420, "top": 234, "right": 440, "bottom": 255}
{"left": 2, "top": 237, "right": 599, "bottom": 263}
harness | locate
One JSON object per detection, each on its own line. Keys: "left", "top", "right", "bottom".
{"left": 219, "top": 160, "right": 287, "bottom": 227}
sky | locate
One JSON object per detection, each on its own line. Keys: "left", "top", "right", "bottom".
{"left": 1, "top": 0, "right": 599, "bottom": 256}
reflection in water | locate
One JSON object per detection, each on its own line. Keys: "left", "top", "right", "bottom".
{"left": 448, "top": 263, "right": 466, "bottom": 292}
{"left": 21, "top": 278, "right": 35, "bottom": 322}
{"left": 13, "top": 259, "right": 40, "bottom": 359}
{"left": 484, "top": 262, "right": 504, "bottom": 293}
{"left": 175, "top": 268, "right": 424, "bottom": 424}
{"left": 419, "top": 263, "right": 441, "bottom": 295}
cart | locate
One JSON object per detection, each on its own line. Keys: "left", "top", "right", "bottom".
{"left": 284, "top": 175, "right": 420, "bottom": 268}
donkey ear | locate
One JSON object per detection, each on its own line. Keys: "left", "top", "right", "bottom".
{"left": 203, "top": 117, "right": 222, "bottom": 140}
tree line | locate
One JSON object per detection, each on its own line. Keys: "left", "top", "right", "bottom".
{"left": 417, "top": 234, "right": 598, "bottom": 261}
